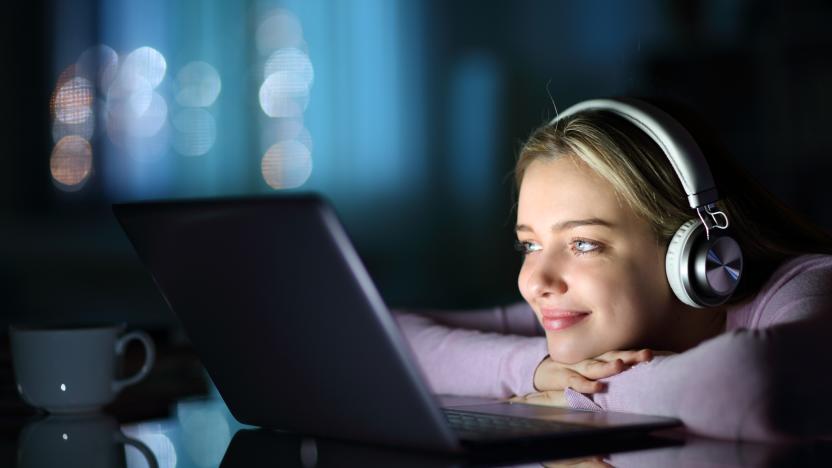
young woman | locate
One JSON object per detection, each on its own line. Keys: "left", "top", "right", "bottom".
{"left": 393, "top": 98, "right": 832, "bottom": 442}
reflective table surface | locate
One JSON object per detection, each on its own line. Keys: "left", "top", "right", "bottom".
{"left": 1, "top": 338, "right": 831, "bottom": 468}
{"left": 5, "top": 381, "right": 832, "bottom": 468}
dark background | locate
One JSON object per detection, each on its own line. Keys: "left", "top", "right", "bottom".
{"left": 2, "top": 0, "right": 832, "bottom": 332}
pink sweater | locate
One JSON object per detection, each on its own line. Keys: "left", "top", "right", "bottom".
{"left": 393, "top": 254, "right": 832, "bottom": 441}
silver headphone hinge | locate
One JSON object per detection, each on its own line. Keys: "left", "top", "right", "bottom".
{"left": 696, "top": 203, "right": 730, "bottom": 241}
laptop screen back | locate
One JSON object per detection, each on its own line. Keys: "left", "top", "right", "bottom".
{"left": 113, "top": 195, "right": 461, "bottom": 452}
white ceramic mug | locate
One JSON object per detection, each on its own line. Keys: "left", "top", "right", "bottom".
{"left": 9, "top": 323, "right": 155, "bottom": 413}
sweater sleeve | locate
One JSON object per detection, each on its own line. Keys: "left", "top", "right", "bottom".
{"left": 395, "top": 301, "right": 544, "bottom": 337}
{"left": 391, "top": 304, "right": 549, "bottom": 398}
{"left": 564, "top": 263, "right": 832, "bottom": 442}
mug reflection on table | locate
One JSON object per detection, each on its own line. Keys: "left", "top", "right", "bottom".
{"left": 17, "top": 412, "right": 159, "bottom": 468}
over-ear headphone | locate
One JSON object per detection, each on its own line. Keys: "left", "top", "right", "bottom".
{"left": 551, "top": 98, "right": 743, "bottom": 308}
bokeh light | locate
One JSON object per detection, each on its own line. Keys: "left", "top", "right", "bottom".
{"left": 260, "top": 118, "right": 313, "bottom": 152}
{"left": 172, "top": 108, "right": 216, "bottom": 156}
{"left": 76, "top": 44, "right": 119, "bottom": 94}
{"left": 106, "top": 91, "right": 168, "bottom": 142}
{"left": 129, "top": 91, "right": 168, "bottom": 138}
{"left": 263, "top": 47, "right": 314, "bottom": 85}
{"left": 175, "top": 61, "right": 222, "bottom": 107}
{"left": 49, "top": 65, "right": 79, "bottom": 116}
{"left": 50, "top": 135, "right": 93, "bottom": 190}
{"left": 52, "top": 76, "right": 94, "bottom": 124}
{"left": 257, "top": 9, "right": 314, "bottom": 187}
{"left": 122, "top": 46, "right": 167, "bottom": 89}
{"left": 105, "top": 96, "right": 171, "bottom": 162}
{"left": 102, "top": 47, "right": 173, "bottom": 161}
{"left": 256, "top": 9, "right": 304, "bottom": 55}
{"left": 52, "top": 112, "right": 95, "bottom": 143}
{"left": 261, "top": 140, "right": 312, "bottom": 189}
{"left": 106, "top": 72, "right": 153, "bottom": 119}
{"left": 259, "top": 70, "right": 310, "bottom": 118}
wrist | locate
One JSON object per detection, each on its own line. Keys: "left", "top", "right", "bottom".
{"left": 532, "top": 354, "right": 549, "bottom": 392}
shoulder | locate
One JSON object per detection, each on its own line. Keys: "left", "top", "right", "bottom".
{"left": 738, "top": 254, "right": 832, "bottom": 328}
{"left": 761, "top": 254, "right": 832, "bottom": 303}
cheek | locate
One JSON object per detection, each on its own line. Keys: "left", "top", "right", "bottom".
{"left": 517, "top": 260, "right": 532, "bottom": 299}
{"left": 556, "top": 261, "right": 668, "bottom": 359}
{"left": 589, "top": 259, "right": 673, "bottom": 343}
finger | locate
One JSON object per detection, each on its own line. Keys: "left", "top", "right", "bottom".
{"left": 573, "top": 358, "right": 629, "bottom": 380}
{"left": 511, "top": 390, "right": 567, "bottom": 407}
{"left": 537, "top": 365, "right": 605, "bottom": 393}
{"left": 563, "top": 368, "right": 606, "bottom": 393}
{"left": 595, "top": 349, "right": 653, "bottom": 365}
{"left": 594, "top": 349, "right": 650, "bottom": 364}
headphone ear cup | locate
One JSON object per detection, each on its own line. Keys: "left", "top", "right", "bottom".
{"left": 693, "top": 233, "right": 743, "bottom": 301}
{"left": 665, "top": 219, "right": 703, "bottom": 308}
{"left": 666, "top": 219, "right": 744, "bottom": 308}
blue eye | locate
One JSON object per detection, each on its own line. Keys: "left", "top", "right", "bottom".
{"left": 514, "top": 240, "right": 541, "bottom": 256}
{"left": 571, "top": 239, "right": 601, "bottom": 255}
{"left": 514, "top": 238, "right": 602, "bottom": 257}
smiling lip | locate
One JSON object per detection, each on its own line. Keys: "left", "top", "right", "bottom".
{"left": 540, "top": 308, "right": 590, "bottom": 332}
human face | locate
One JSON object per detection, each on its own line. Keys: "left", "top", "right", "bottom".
{"left": 516, "top": 157, "right": 678, "bottom": 364}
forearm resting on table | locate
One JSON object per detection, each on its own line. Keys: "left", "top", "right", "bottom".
{"left": 575, "top": 314, "right": 832, "bottom": 441}
{"left": 391, "top": 302, "right": 543, "bottom": 337}
{"left": 392, "top": 309, "right": 548, "bottom": 398}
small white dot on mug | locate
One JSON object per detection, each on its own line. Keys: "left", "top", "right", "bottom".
{"left": 62, "top": 433, "right": 69, "bottom": 441}
{"left": 60, "top": 383, "right": 66, "bottom": 392}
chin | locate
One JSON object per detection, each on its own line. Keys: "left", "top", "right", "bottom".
{"left": 546, "top": 338, "right": 594, "bottom": 364}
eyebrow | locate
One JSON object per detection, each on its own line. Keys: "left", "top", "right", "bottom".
{"left": 514, "top": 218, "right": 614, "bottom": 233}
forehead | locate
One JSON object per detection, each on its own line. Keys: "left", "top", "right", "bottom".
{"left": 517, "top": 158, "right": 624, "bottom": 224}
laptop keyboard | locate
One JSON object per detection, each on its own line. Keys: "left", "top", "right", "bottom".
{"left": 442, "top": 408, "right": 589, "bottom": 439}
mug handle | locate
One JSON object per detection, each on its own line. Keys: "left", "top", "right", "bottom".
{"left": 112, "top": 331, "right": 156, "bottom": 394}
{"left": 114, "top": 431, "right": 160, "bottom": 468}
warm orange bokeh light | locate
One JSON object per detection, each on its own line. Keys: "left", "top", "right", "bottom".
{"left": 50, "top": 135, "right": 93, "bottom": 189}
{"left": 261, "top": 140, "right": 312, "bottom": 189}
{"left": 50, "top": 65, "right": 95, "bottom": 124}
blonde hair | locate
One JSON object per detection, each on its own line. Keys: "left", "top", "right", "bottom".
{"left": 514, "top": 107, "right": 832, "bottom": 304}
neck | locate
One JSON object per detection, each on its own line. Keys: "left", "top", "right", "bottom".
{"left": 655, "top": 304, "right": 728, "bottom": 353}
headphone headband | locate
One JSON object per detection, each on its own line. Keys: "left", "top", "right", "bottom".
{"left": 552, "top": 98, "right": 718, "bottom": 209}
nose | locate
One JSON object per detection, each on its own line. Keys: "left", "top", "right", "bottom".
{"left": 524, "top": 258, "right": 568, "bottom": 298}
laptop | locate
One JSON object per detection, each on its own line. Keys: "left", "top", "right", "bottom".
{"left": 113, "top": 194, "right": 680, "bottom": 453}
